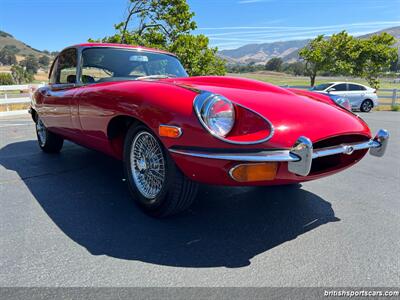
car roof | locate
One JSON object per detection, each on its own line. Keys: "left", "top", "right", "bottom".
{"left": 329, "top": 81, "right": 369, "bottom": 87}
{"left": 70, "top": 43, "right": 176, "bottom": 57}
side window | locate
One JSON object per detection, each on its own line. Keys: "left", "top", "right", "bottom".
{"left": 348, "top": 84, "right": 366, "bottom": 91}
{"left": 333, "top": 83, "right": 347, "bottom": 91}
{"left": 49, "top": 57, "right": 59, "bottom": 84}
{"left": 54, "top": 48, "right": 77, "bottom": 84}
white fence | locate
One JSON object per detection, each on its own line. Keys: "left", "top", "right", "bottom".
{"left": 0, "top": 84, "right": 45, "bottom": 105}
{"left": 0, "top": 83, "right": 399, "bottom": 108}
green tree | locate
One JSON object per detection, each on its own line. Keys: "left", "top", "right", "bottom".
{"left": 284, "top": 61, "right": 306, "bottom": 76}
{"left": 265, "top": 57, "right": 283, "bottom": 71}
{"left": 352, "top": 33, "right": 397, "bottom": 89}
{"left": 11, "top": 65, "right": 34, "bottom": 84}
{"left": 169, "top": 34, "right": 225, "bottom": 76}
{"left": 38, "top": 55, "right": 50, "bottom": 68}
{"left": 390, "top": 55, "right": 399, "bottom": 72}
{"left": 300, "top": 31, "right": 397, "bottom": 88}
{"left": 299, "top": 35, "right": 331, "bottom": 86}
{"left": 327, "top": 31, "right": 357, "bottom": 75}
{"left": 19, "top": 55, "right": 39, "bottom": 74}
{"left": 93, "top": 0, "right": 225, "bottom": 76}
{"left": 0, "top": 47, "right": 17, "bottom": 65}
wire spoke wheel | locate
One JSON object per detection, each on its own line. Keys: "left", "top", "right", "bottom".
{"left": 130, "top": 131, "right": 166, "bottom": 201}
{"left": 36, "top": 119, "right": 47, "bottom": 147}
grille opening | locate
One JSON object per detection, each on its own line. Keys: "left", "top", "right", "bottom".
{"left": 309, "top": 134, "right": 370, "bottom": 176}
{"left": 313, "top": 134, "right": 369, "bottom": 149}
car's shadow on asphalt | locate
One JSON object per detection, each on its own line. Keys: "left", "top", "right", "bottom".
{"left": 1, "top": 140, "right": 340, "bottom": 268}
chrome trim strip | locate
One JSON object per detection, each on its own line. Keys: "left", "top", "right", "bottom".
{"left": 169, "top": 129, "right": 389, "bottom": 176}
{"left": 169, "top": 148, "right": 300, "bottom": 162}
{"left": 193, "top": 91, "right": 275, "bottom": 145}
{"left": 312, "top": 140, "right": 380, "bottom": 159}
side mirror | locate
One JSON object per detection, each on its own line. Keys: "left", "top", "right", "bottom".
{"left": 327, "top": 87, "right": 336, "bottom": 93}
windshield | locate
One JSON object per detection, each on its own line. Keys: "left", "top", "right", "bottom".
{"left": 81, "top": 47, "right": 188, "bottom": 83}
{"left": 311, "top": 83, "right": 334, "bottom": 91}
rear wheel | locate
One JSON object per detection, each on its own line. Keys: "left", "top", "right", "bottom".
{"left": 360, "top": 99, "right": 373, "bottom": 112}
{"left": 123, "top": 125, "right": 198, "bottom": 217}
{"left": 35, "top": 117, "right": 64, "bottom": 153}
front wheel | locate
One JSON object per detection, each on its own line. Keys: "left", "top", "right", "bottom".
{"left": 35, "top": 117, "right": 64, "bottom": 153}
{"left": 360, "top": 99, "right": 373, "bottom": 112}
{"left": 123, "top": 125, "right": 198, "bottom": 217}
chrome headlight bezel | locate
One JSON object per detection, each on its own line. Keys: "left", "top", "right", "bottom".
{"left": 194, "top": 93, "right": 235, "bottom": 138}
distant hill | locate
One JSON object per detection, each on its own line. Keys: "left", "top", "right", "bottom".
{"left": 219, "top": 26, "right": 400, "bottom": 65}
{"left": 0, "top": 30, "right": 50, "bottom": 60}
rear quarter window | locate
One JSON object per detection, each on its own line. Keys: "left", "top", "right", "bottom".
{"left": 348, "top": 84, "right": 366, "bottom": 91}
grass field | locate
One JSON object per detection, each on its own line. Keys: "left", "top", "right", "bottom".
{"left": 228, "top": 71, "right": 400, "bottom": 89}
{"left": 228, "top": 71, "right": 400, "bottom": 107}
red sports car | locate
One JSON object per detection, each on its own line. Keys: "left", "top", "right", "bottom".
{"left": 30, "top": 43, "right": 389, "bottom": 217}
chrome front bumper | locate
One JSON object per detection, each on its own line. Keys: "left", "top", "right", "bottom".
{"left": 169, "top": 129, "right": 389, "bottom": 176}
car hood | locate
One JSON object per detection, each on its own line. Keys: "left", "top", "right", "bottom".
{"left": 165, "top": 76, "right": 371, "bottom": 146}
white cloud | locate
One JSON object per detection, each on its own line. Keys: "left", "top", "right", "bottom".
{"left": 198, "top": 21, "right": 400, "bottom": 50}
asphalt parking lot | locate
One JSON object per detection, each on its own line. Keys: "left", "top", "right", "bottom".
{"left": 0, "top": 112, "right": 399, "bottom": 287}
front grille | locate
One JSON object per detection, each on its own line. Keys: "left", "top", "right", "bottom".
{"left": 313, "top": 134, "right": 369, "bottom": 149}
{"left": 309, "top": 134, "right": 370, "bottom": 175}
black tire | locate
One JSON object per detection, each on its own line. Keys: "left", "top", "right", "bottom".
{"left": 360, "top": 99, "right": 373, "bottom": 112}
{"left": 35, "top": 117, "right": 64, "bottom": 153}
{"left": 123, "top": 124, "right": 198, "bottom": 217}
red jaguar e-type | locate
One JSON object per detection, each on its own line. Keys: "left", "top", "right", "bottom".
{"left": 30, "top": 43, "right": 389, "bottom": 217}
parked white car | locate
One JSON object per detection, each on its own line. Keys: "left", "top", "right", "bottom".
{"left": 311, "top": 82, "right": 378, "bottom": 112}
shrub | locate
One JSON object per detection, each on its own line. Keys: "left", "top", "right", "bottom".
{"left": 0, "top": 73, "right": 14, "bottom": 85}
{"left": 391, "top": 105, "right": 400, "bottom": 111}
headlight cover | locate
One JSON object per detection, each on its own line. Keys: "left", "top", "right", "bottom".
{"left": 195, "top": 94, "right": 235, "bottom": 137}
{"left": 329, "top": 95, "right": 352, "bottom": 111}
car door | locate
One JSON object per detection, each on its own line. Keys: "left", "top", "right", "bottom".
{"left": 328, "top": 83, "right": 348, "bottom": 97}
{"left": 347, "top": 84, "right": 366, "bottom": 108}
{"left": 39, "top": 48, "right": 78, "bottom": 137}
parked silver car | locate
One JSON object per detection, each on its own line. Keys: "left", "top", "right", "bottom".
{"left": 311, "top": 82, "right": 378, "bottom": 112}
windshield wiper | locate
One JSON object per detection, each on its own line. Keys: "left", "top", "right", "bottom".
{"left": 136, "top": 75, "right": 175, "bottom": 80}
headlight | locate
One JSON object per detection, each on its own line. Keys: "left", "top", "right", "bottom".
{"left": 335, "top": 97, "right": 351, "bottom": 111}
{"left": 329, "top": 95, "right": 351, "bottom": 111}
{"left": 196, "top": 94, "right": 235, "bottom": 137}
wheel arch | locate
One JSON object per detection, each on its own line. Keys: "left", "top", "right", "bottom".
{"left": 363, "top": 98, "right": 374, "bottom": 107}
{"left": 30, "top": 108, "right": 38, "bottom": 123}
{"left": 106, "top": 114, "right": 159, "bottom": 159}
{"left": 107, "top": 115, "right": 142, "bottom": 141}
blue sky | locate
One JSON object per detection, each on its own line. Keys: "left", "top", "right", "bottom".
{"left": 0, "top": 0, "right": 399, "bottom": 51}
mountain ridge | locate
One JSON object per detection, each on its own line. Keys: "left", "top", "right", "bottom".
{"left": 218, "top": 26, "right": 400, "bottom": 65}
{"left": 0, "top": 30, "right": 50, "bottom": 59}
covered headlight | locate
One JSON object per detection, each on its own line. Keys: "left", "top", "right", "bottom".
{"left": 336, "top": 97, "right": 351, "bottom": 111}
{"left": 195, "top": 94, "right": 235, "bottom": 137}
{"left": 329, "top": 95, "right": 351, "bottom": 111}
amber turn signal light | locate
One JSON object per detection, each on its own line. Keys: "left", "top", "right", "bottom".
{"left": 229, "top": 163, "right": 278, "bottom": 182}
{"left": 159, "top": 125, "right": 182, "bottom": 138}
